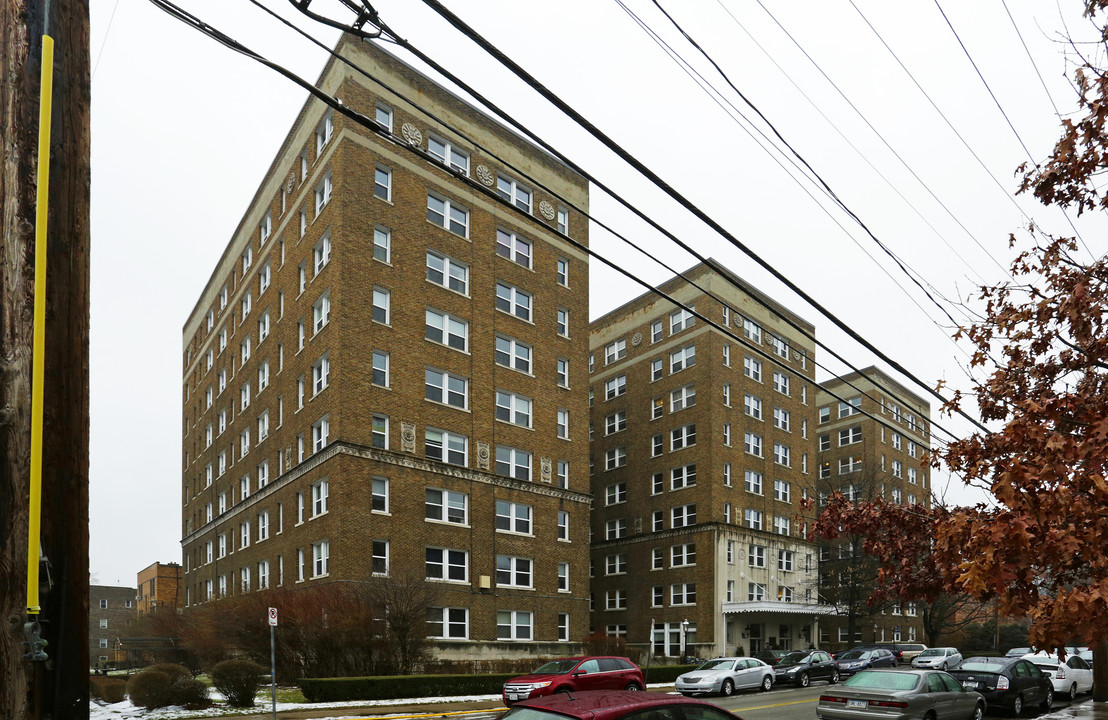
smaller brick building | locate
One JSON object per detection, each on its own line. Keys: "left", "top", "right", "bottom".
{"left": 89, "top": 585, "right": 136, "bottom": 668}
{"left": 137, "top": 562, "right": 183, "bottom": 616}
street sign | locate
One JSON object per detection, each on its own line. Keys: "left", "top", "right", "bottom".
{"left": 268, "top": 607, "right": 278, "bottom": 626}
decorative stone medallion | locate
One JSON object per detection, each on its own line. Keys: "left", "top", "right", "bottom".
{"left": 538, "top": 200, "right": 556, "bottom": 220}
{"left": 475, "top": 164, "right": 495, "bottom": 186}
{"left": 476, "top": 441, "right": 491, "bottom": 470}
{"left": 401, "top": 122, "right": 423, "bottom": 145}
{"left": 287, "top": 174, "right": 296, "bottom": 192}
{"left": 631, "top": 332, "right": 643, "bottom": 347}
{"left": 401, "top": 422, "right": 416, "bottom": 453}
{"left": 540, "top": 457, "right": 553, "bottom": 483}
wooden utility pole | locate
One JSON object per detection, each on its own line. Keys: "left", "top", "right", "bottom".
{"left": 0, "top": 1, "right": 91, "bottom": 718}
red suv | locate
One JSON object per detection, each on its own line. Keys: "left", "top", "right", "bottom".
{"left": 502, "top": 657, "right": 644, "bottom": 705}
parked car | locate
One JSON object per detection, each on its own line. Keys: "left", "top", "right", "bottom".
{"left": 774, "top": 650, "right": 840, "bottom": 687}
{"left": 502, "top": 657, "right": 644, "bottom": 705}
{"left": 817, "top": 669, "right": 985, "bottom": 720}
{"left": 1004, "top": 647, "right": 1033, "bottom": 658}
{"left": 502, "top": 690, "right": 747, "bottom": 720}
{"left": 755, "top": 648, "right": 791, "bottom": 666}
{"left": 836, "top": 649, "right": 899, "bottom": 676}
{"left": 1022, "top": 652, "right": 1094, "bottom": 701}
{"left": 912, "top": 648, "right": 964, "bottom": 670}
{"left": 1078, "top": 649, "right": 1093, "bottom": 667}
{"left": 947, "top": 657, "right": 1054, "bottom": 714}
{"left": 676, "top": 657, "right": 775, "bottom": 696}
{"left": 848, "top": 643, "right": 927, "bottom": 663}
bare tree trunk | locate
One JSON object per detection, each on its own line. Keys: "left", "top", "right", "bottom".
{"left": 1094, "top": 641, "right": 1108, "bottom": 702}
{"left": 0, "top": 1, "right": 90, "bottom": 718}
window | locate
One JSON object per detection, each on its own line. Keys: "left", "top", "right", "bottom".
{"left": 373, "top": 225, "right": 390, "bottom": 263}
{"left": 774, "top": 443, "right": 791, "bottom": 467}
{"left": 371, "top": 413, "right": 388, "bottom": 449}
{"left": 605, "top": 375, "right": 627, "bottom": 400}
{"left": 256, "top": 411, "right": 270, "bottom": 441}
{"left": 557, "top": 257, "right": 569, "bottom": 286}
{"left": 495, "top": 282, "right": 532, "bottom": 321}
{"left": 748, "top": 582, "right": 766, "bottom": 602}
{"left": 496, "top": 500, "right": 532, "bottom": 533}
{"left": 496, "top": 229, "right": 532, "bottom": 268}
{"left": 670, "top": 307, "right": 695, "bottom": 334}
{"left": 773, "top": 371, "right": 791, "bottom": 395}
{"left": 671, "top": 543, "right": 696, "bottom": 566}
{"left": 312, "top": 291, "right": 330, "bottom": 334}
{"left": 311, "top": 415, "right": 329, "bottom": 452}
{"left": 314, "top": 172, "right": 332, "bottom": 216}
{"left": 425, "top": 368, "right": 468, "bottom": 408}
{"left": 425, "top": 488, "right": 468, "bottom": 525}
{"left": 652, "top": 434, "right": 663, "bottom": 457}
{"left": 426, "top": 251, "right": 468, "bottom": 294}
{"left": 372, "top": 477, "right": 389, "bottom": 513}
{"left": 773, "top": 515, "right": 792, "bottom": 536}
{"left": 425, "top": 308, "right": 469, "bottom": 351}
{"left": 671, "top": 583, "right": 696, "bottom": 605}
{"left": 651, "top": 396, "right": 664, "bottom": 419}
{"left": 312, "top": 354, "right": 329, "bottom": 395}
{"left": 556, "top": 357, "right": 570, "bottom": 387}
{"left": 557, "top": 511, "right": 570, "bottom": 540}
{"left": 309, "top": 478, "right": 329, "bottom": 516}
{"left": 427, "top": 606, "right": 478, "bottom": 641}
{"left": 745, "top": 508, "right": 763, "bottom": 530}
{"left": 840, "top": 426, "right": 862, "bottom": 446}
{"left": 497, "top": 610, "right": 532, "bottom": 640}
{"left": 774, "top": 479, "right": 791, "bottom": 502}
{"left": 495, "top": 390, "right": 532, "bottom": 427}
{"left": 604, "top": 339, "right": 627, "bottom": 365}
{"left": 605, "top": 447, "right": 626, "bottom": 470}
{"left": 496, "top": 555, "right": 533, "bottom": 588}
{"left": 495, "top": 335, "right": 531, "bottom": 373}
{"left": 745, "top": 432, "right": 763, "bottom": 456}
{"left": 744, "top": 394, "right": 763, "bottom": 420}
{"left": 375, "top": 103, "right": 393, "bottom": 131}
{"left": 671, "top": 464, "right": 696, "bottom": 490}
{"left": 670, "top": 345, "right": 696, "bottom": 372}
{"left": 557, "top": 308, "right": 569, "bottom": 337}
{"left": 426, "top": 547, "right": 468, "bottom": 582}
{"left": 371, "top": 540, "right": 389, "bottom": 576}
{"left": 605, "top": 590, "right": 627, "bottom": 610}
{"left": 557, "top": 409, "right": 570, "bottom": 438}
{"left": 373, "top": 165, "right": 391, "bottom": 201}
{"left": 840, "top": 397, "right": 863, "bottom": 417}
{"left": 651, "top": 358, "right": 663, "bottom": 382}
{"left": 369, "top": 350, "right": 389, "bottom": 387}
{"left": 749, "top": 544, "right": 766, "bottom": 567}
{"left": 745, "top": 470, "right": 763, "bottom": 495}
{"left": 257, "top": 311, "right": 271, "bottom": 345}
{"left": 771, "top": 335, "right": 790, "bottom": 358}
{"left": 744, "top": 356, "right": 762, "bottom": 382}
{"left": 671, "top": 384, "right": 696, "bottom": 411}
{"left": 240, "top": 428, "right": 251, "bottom": 458}
{"left": 819, "top": 434, "right": 831, "bottom": 451}
{"left": 743, "top": 318, "right": 762, "bottom": 343}
{"left": 556, "top": 207, "right": 569, "bottom": 235}
{"left": 606, "top": 483, "right": 627, "bottom": 505}
{"left": 427, "top": 193, "right": 468, "bottom": 236}
{"left": 892, "top": 460, "right": 903, "bottom": 478}
{"left": 372, "top": 287, "right": 390, "bottom": 324}
{"left": 312, "top": 540, "right": 329, "bottom": 577}
{"left": 892, "top": 433, "right": 903, "bottom": 450}
{"left": 313, "top": 232, "right": 331, "bottom": 276}
{"left": 774, "top": 407, "right": 791, "bottom": 431}
{"left": 605, "top": 554, "right": 628, "bottom": 576}
{"left": 606, "top": 518, "right": 627, "bottom": 539}
{"left": 315, "top": 111, "right": 333, "bottom": 154}
{"left": 606, "top": 411, "right": 626, "bottom": 435}
{"left": 496, "top": 446, "right": 532, "bottom": 481}
{"left": 671, "top": 423, "right": 696, "bottom": 450}
{"left": 650, "top": 319, "right": 663, "bottom": 343}
{"left": 496, "top": 173, "right": 532, "bottom": 211}
{"left": 425, "top": 428, "right": 467, "bottom": 466}
{"left": 428, "top": 134, "right": 469, "bottom": 174}
{"left": 671, "top": 503, "right": 696, "bottom": 528}
{"left": 240, "top": 336, "right": 252, "bottom": 366}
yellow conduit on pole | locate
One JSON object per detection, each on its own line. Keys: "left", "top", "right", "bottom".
{"left": 27, "top": 33, "right": 54, "bottom": 617}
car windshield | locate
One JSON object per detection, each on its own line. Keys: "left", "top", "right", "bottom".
{"left": 697, "top": 659, "right": 736, "bottom": 671}
{"left": 843, "top": 671, "right": 920, "bottom": 691}
{"left": 839, "top": 651, "right": 870, "bottom": 660}
{"left": 959, "top": 662, "right": 1007, "bottom": 672}
{"left": 777, "top": 653, "right": 811, "bottom": 667}
{"left": 1006, "top": 648, "right": 1031, "bottom": 656}
{"left": 918, "top": 649, "right": 945, "bottom": 657}
{"left": 531, "top": 660, "right": 580, "bottom": 674}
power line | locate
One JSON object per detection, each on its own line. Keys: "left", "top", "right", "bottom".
{"left": 1001, "top": 0, "right": 1062, "bottom": 119}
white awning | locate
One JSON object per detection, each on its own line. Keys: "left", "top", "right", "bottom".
{"left": 722, "top": 601, "right": 837, "bottom": 616}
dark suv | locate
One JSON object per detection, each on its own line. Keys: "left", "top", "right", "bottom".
{"left": 772, "top": 650, "right": 839, "bottom": 687}
{"left": 503, "top": 657, "right": 644, "bottom": 705}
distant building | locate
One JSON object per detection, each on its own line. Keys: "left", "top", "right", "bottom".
{"left": 89, "top": 585, "right": 136, "bottom": 668}
{"left": 137, "top": 562, "right": 183, "bottom": 616}
{"left": 815, "top": 367, "right": 931, "bottom": 648}
{"left": 588, "top": 262, "right": 833, "bottom": 659}
{"left": 180, "top": 35, "right": 591, "bottom": 657}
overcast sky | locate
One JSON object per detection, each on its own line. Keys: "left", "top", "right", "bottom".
{"left": 87, "top": 0, "right": 1107, "bottom": 586}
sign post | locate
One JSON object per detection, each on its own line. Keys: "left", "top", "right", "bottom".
{"left": 268, "top": 607, "right": 278, "bottom": 720}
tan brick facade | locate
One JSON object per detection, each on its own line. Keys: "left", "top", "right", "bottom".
{"left": 180, "top": 36, "right": 591, "bottom": 657}
{"left": 137, "top": 561, "right": 183, "bottom": 616}
{"left": 588, "top": 263, "right": 831, "bottom": 660}
{"left": 815, "top": 367, "right": 931, "bottom": 649}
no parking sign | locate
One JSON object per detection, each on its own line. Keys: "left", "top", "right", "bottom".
{"left": 268, "top": 607, "right": 278, "bottom": 626}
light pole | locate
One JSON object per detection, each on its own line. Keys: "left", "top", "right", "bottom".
{"left": 681, "top": 619, "right": 690, "bottom": 662}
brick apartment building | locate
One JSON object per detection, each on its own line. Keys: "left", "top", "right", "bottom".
{"left": 815, "top": 367, "right": 931, "bottom": 648}
{"left": 89, "top": 585, "right": 136, "bottom": 668}
{"left": 137, "top": 561, "right": 183, "bottom": 616}
{"left": 181, "top": 35, "right": 591, "bottom": 658}
{"left": 588, "top": 263, "right": 833, "bottom": 659}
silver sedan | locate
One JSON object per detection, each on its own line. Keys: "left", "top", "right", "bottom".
{"left": 676, "top": 657, "right": 774, "bottom": 696}
{"left": 817, "top": 669, "right": 984, "bottom": 720}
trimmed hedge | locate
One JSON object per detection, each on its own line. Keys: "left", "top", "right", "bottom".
{"left": 298, "top": 666, "right": 697, "bottom": 702}
{"left": 89, "top": 676, "right": 127, "bottom": 703}
{"left": 299, "top": 673, "right": 517, "bottom": 702}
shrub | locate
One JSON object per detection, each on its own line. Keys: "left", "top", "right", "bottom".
{"left": 299, "top": 673, "right": 516, "bottom": 702}
{"left": 146, "top": 663, "right": 192, "bottom": 684}
{"left": 644, "top": 664, "right": 697, "bottom": 684}
{"left": 212, "top": 658, "right": 265, "bottom": 707}
{"left": 171, "top": 678, "right": 211, "bottom": 708}
{"left": 89, "top": 676, "right": 126, "bottom": 703}
{"left": 127, "top": 669, "right": 173, "bottom": 709}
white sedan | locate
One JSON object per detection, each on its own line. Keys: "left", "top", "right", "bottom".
{"left": 1022, "top": 652, "right": 1094, "bottom": 700}
{"left": 676, "top": 657, "right": 775, "bottom": 696}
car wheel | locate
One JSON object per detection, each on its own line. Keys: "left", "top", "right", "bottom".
{"left": 830, "top": 669, "right": 840, "bottom": 684}
{"left": 970, "top": 702, "right": 984, "bottom": 720}
{"left": 1068, "top": 684, "right": 1077, "bottom": 701}
{"left": 941, "top": 662, "right": 949, "bottom": 671}
{"left": 925, "top": 711, "right": 937, "bottom": 720}
{"left": 799, "top": 672, "right": 810, "bottom": 688}
{"left": 680, "top": 692, "right": 693, "bottom": 697}
{"left": 1040, "top": 688, "right": 1054, "bottom": 709}
{"left": 556, "top": 688, "right": 572, "bottom": 696}
{"left": 761, "top": 675, "right": 773, "bottom": 692}
{"left": 1012, "top": 694, "right": 1023, "bottom": 716}
{"left": 721, "top": 679, "right": 735, "bottom": 697}
{"left": 625, "top": 683, "right": 642, "bottom": 692}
